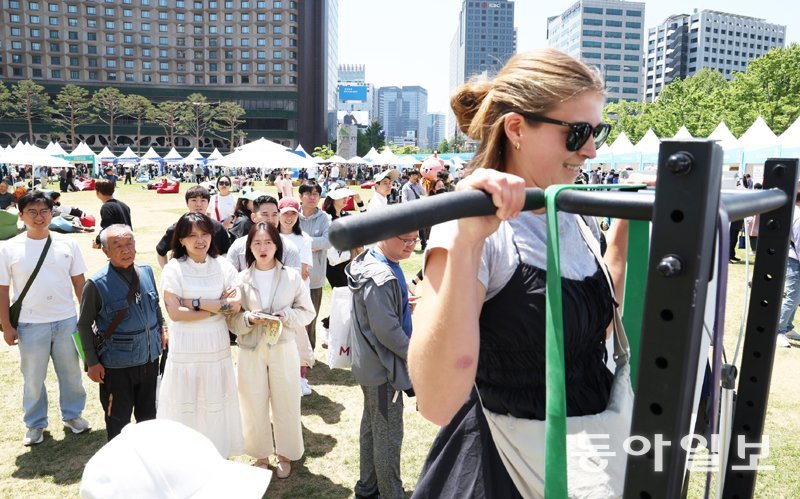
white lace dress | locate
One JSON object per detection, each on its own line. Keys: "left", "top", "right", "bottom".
{"left": 157, "top": 256, "right": 244, "bottom": 457}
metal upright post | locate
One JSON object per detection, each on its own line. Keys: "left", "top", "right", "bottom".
{"left": 722, "top": 159, "right": 798, "bottom": 498}
{"left": 623, "top": 140, "right": 723, "bottom": 498}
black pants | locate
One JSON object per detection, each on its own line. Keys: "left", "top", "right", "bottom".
{"left": 99, "top": 359, "right": 159, "bottom": 440}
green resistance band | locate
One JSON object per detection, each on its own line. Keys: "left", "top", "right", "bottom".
{"left": 542, "top": 183, "right": 645, "bottom": 497}
{"left": 622, "top": 220, "right": 649, "bottom": 388}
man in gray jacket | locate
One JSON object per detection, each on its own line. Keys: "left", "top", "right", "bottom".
{"left": 298, "top": 181, "right": 331, "bottom": 349}
{"left": 346, "top": 231, "right": 417, "bottom": 499}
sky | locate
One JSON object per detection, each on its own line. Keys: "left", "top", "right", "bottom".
{"left": 338, "top": 0, "right": 800, "bottom": 114}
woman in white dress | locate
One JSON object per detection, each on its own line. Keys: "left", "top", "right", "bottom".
{"left": 228, "top": 222, "right": 315, "bottom": 477}
{"left": 158, "top": 212, "right": 244, "bottom": 457}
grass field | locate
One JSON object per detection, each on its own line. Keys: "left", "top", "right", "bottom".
{"left": 0, "top": 180, "right": 798, "bottom": 498}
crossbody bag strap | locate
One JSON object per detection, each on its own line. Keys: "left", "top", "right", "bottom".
{"left": 575, "top": 215, "right": 630, "bottom": 365}
{"left": 214, "top": 195, "right": 221, "bottom": 221}
{"left": 14, "top": 236, "right": 52, "bottom": 308}
{"left": 103, "top": 265, "right": 141, "bottom": 340}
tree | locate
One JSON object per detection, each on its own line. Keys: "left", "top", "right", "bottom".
{"left": 51, "top": 84, "right": 95, "bottom": 150}
{"left": 313, "top": 145, "right": 334, "bottom": 159}
{"left": 182, "top": 93, "right": 216, "bottom": 149}
{"left": 363, "top": 120, "right": 386, "bottom": 151}
{"left": 390, "top": 144, "right": 420, "bottom": 155}
{"left": 148, "top": 101, "right": 184, "bottom": 148}
{"left": 356, "top": 129, "right": 370, "bottom": 157}
{"left": 212, "top": 101, "right": 246, "bottom": 152}
{"left": 0, "top": 82, "right": 11, "bottom": 121}
{"left": 438, "top": 138, "right": 451, "bottom": 154}
{"left": 10, "top": 80, "right": 51, "bottom": 143}
{"left": 92, "top": 87, "right": 126, "bottom": 147}
{"left": 124, "top": 94, "right": 153, "bottom": 154}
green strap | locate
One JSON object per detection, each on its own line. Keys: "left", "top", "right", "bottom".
{"left": 542, "top": 184, "right": 644, "bottom": 497}
{"left": 622, "top": 220, "right": 650, "bottom": 388}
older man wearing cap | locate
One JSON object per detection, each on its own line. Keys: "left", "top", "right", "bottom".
{"left": 368, "top": 169, "right": 399, "bottom": 213}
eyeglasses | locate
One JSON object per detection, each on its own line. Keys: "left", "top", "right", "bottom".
{"left": 516, "top": 112, "right": 612, "bottom": 152}
{"left": 218, "top": 181, "right": 231, "bottom": 186}
{"left": 397, "top": 236, "right": 420, "bottom": 247}
{"left": 24, "top": 209, "right": 53, "bottom": 218}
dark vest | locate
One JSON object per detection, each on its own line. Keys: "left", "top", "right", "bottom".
{"left": 91, "top": 264, "right": 162, "bottom": 368}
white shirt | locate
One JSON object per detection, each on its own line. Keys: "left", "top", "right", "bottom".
{"left": 367, "top": 191, "right": 388, "bottom": 212}
{"left": 226, "top": 232, "right": 302, "bottom": 272}
{"left": 282, "top": 232, "right": 313, "bottom": 283}
{"left": 208, "top": 193, "right": 236, "bottom": 222}
{"left": 254, "top": 267, "right": 277, "bottom": 310}
{"left": 0, "top": 232, "right": 88, "bottom": 323}
{"left": 330, "top": 165, "right": 340, "bottom": 179}
{"left": 279, "top": 176, "right": 293, "bottom": 198}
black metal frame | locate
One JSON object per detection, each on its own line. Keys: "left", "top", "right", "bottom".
{"left": 722, "top": 159, "right": 799, "bottom": 498}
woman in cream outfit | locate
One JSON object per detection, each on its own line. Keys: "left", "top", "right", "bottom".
{"left": 227, "top": 222, "right": 315, "bottom": 478}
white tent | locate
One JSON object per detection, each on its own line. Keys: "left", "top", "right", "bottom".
{"left": 346, "top": 156, "right": 366, "bottom": 165}
{"left": 393, "top": 155, "right": 420, "bottom": 167}
{"left": 117, "top": 146, "right": 140, "bottom": 162}
{"left": 143, "top": 146, "right": 162, "bottom": 160}
{"left": 608, "top": 131, "right": 639, "bottom": 166}
{"left": 373, "top": 147, "right": 399, "bottom": 165}
{"left": 98, "top": 146, "right": 117, "bottom": 161}
{"left": 239, "top": 137, "right": 288, "bottom": 152}
{"left": 320, "top": 155, "right": 348, "bottom": 164}
{"left": 634, "top": 129, "right": 661, "bottom": 167}
{"left": 0, "top": 142, "right": 72, "bottom": 168}
{"left": 163, "top": 147, "right": 184, "bottom": 162}
{"left": 363, "top": 147, "right": 380, "bottom": 162}
{"left": 183, "top": 148, "right": 205, "bottom": 166}
{"left": 44, "top": 141, "right": 69, "bottom": 158}
{"left": 207, "top": 148, "right": 224, "bottom": 161}
{"left": 295, "top": 144, "right": 310, "bottom": 157}
{"left": 673, "top": 126, "right": 694, "bottom": 139}
{"left": 778, "top": 116, "right": 800, "bottom": 157}
{"left": 215, "top": 141, "right": 318, "bottom": 173}
{"left": 739, "top": 116, "right": 780, "bottom": 166}
{"left": 708, "top": 121, "right": 743, "bottom": 164}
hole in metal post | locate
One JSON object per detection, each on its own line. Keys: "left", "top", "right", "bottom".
{"left": 670, "top": 210, "right": 684, "bottom": 222}
{"left": 650, "top": 403, "right": 663, "bottom": 415}
{"left": 661, "top": 309, "right": 674, "bottom": 321}
{"left": 750, "top": 376, "right": 758, "bottom": 383}
{"left": 655, "top": 357, "right": 668, "bottom": 369}
{"left": 768, "top": 248, "right": 775, "bottom": 255}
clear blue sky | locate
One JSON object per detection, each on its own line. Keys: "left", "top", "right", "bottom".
{"left": 339, "top": 0, "right": 799, "bottom": 114}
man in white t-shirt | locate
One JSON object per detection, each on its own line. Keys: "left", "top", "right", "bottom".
{"left": 227, "top": 194, "right": 302, "bottom": 272}
{"left": 367, "top": 168, "right": 399, "bottom": 212}
{"left": 0, "top": 191, "right": 91, "bottom": 446}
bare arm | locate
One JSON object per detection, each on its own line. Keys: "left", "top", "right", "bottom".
{"left": 71, "top": 274, "right": 86, "bottom": 306}
{"left": 0, "top": 285, "right": 17, "bottom": 346}
{"left": 410, "top": 246, "right": 486, "bottom": 426}
{"left": 157, "top": 254, "right": 168, "bottom": 269}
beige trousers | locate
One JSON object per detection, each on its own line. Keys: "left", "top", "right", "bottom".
{"left": 237, "top": 338, "right": 304, "bottom": 460}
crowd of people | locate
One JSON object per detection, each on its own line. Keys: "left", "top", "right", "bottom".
{"left": 1, "top": 47, "right": 796, "bottom": 498}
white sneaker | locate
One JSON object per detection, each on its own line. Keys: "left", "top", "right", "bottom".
{"left": 300, "top": 378, "right": 312, "bottom": 396}
{"left": 63, "top": 416, "right": 91, "bottom": 434}
{"left": 776, "top": 334, "right": 791, "bottom": 348}
{"left": 22, "top": 427, "right": 44, "bottom": 446}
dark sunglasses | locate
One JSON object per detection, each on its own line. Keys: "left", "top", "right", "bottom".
{"left": 516, "top": 112, "right": 612, "bottom": 152}
{"left": 218, "top": 181, "right": 231, "bottom": 186}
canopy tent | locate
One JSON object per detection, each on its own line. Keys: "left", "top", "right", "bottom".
{"left": 634, "top": 129, "right": 661, "bottom": 168}
{"left": 319, "top": 155, "right": 348, "bottom": 164}
{"left": 98, "top": 146, "right": 117, "bottom": 163}
{"left": 393, "top": 155, "right": 420, "bottom": 167}
{"left": 294, "top": 144, "right": 309, "bottom": 157}
{"left": 708, "top": 121, "right": 743, "bottom": 164}
{"left": 183, "top": 148, "right": 206, "bottom": 166}
{"left": 739, "top": 116, "right": 780, "bottom": 166}
{"left": 206, "top": 148, "right": 224, "bottom": 161}
{"left": 67, "top": 142, "right": 99, "bottom": 173}
{"left": 346, "top": 156, "right": 366, "bottom": 165}
{"left": 362, "top": 147, "right": 380, "bottom": 162}
{"left": 117, "top": 146, "right": 140, "bottom": 163}
{"left": 673, "top": 125, "right": 694, "bottom": 140}
{"left": 163, "top": 147, "right": 185, "bottom": 162}
{"left": 215, "top": 140, "right": 318, "bottom": 176}
{"left": 608, "top": 131, "right": 639, "bottom": 166}
{"left": 778, "top": 115, "right": 800, "bottom": 158}
{"left": 0, "top": 142, "right": 72, "bottom": 169}
{"left": 588, "top": 142, "right": 614, "bottom": 165}
{"left": 372, "top": 147, "right": 399, "bottom": 165}
{"left": 143, "top": 146, "right": 162, "bottom": 160}
{"left": 44, "top": 141, "right": 69, "bottom": 158}
{"left": 239, "top": 137, "right": 289, "bottom": 152}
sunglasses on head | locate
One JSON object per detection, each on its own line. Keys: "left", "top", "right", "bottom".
{"left": 516, "top": 111, "right": 612, "bottom": 152}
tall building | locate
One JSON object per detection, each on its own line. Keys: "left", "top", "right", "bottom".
{"left": 644, "top": 10, "right": 786, "bottom": 102}
{"left": 0, "top": 0, "right": 332, "bottom": 151}
{"left": 547, "top": 0, "right": 646, "bottom": 103}
{"left": 336, "top": 64, "right": 373, "bottom": 126}
{"left": 448, "top": 0, "right": 517, "bottom": 137}
{"left": 427, "top": 113, "right": 446, "bottom": 151}
{"left": 325, "top": 0, "right": 339, "bottom": 143}
{"left": 376, "top": 86, "right": 428, "bottom": 149}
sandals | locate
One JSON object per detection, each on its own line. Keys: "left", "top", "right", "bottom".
{"left": 253, "top": 458, "right": 271, "bottom": 470}
{"left": 276, "top": 457, "right": 291, "bottom": 479}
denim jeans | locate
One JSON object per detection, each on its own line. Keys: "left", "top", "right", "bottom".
{"left": 778, "top": 258, "right": 800, "bottom": 335}
{"left": 17, "top": 316, "right": 86, "bottom": 429}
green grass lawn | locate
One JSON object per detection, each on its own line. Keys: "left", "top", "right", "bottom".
{"left": 0, "top": 181, "right": 797, "bottom": 497}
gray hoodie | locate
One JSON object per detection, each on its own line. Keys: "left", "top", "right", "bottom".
{"left": 299, "top": 208, "right": 331, "bottom": 289}
{"left": 345, "top": 249, "right": 412, "bottom": 391}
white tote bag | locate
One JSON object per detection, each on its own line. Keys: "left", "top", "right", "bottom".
{"left": 326, "top": 286, "right": 353, "bottom": 369}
